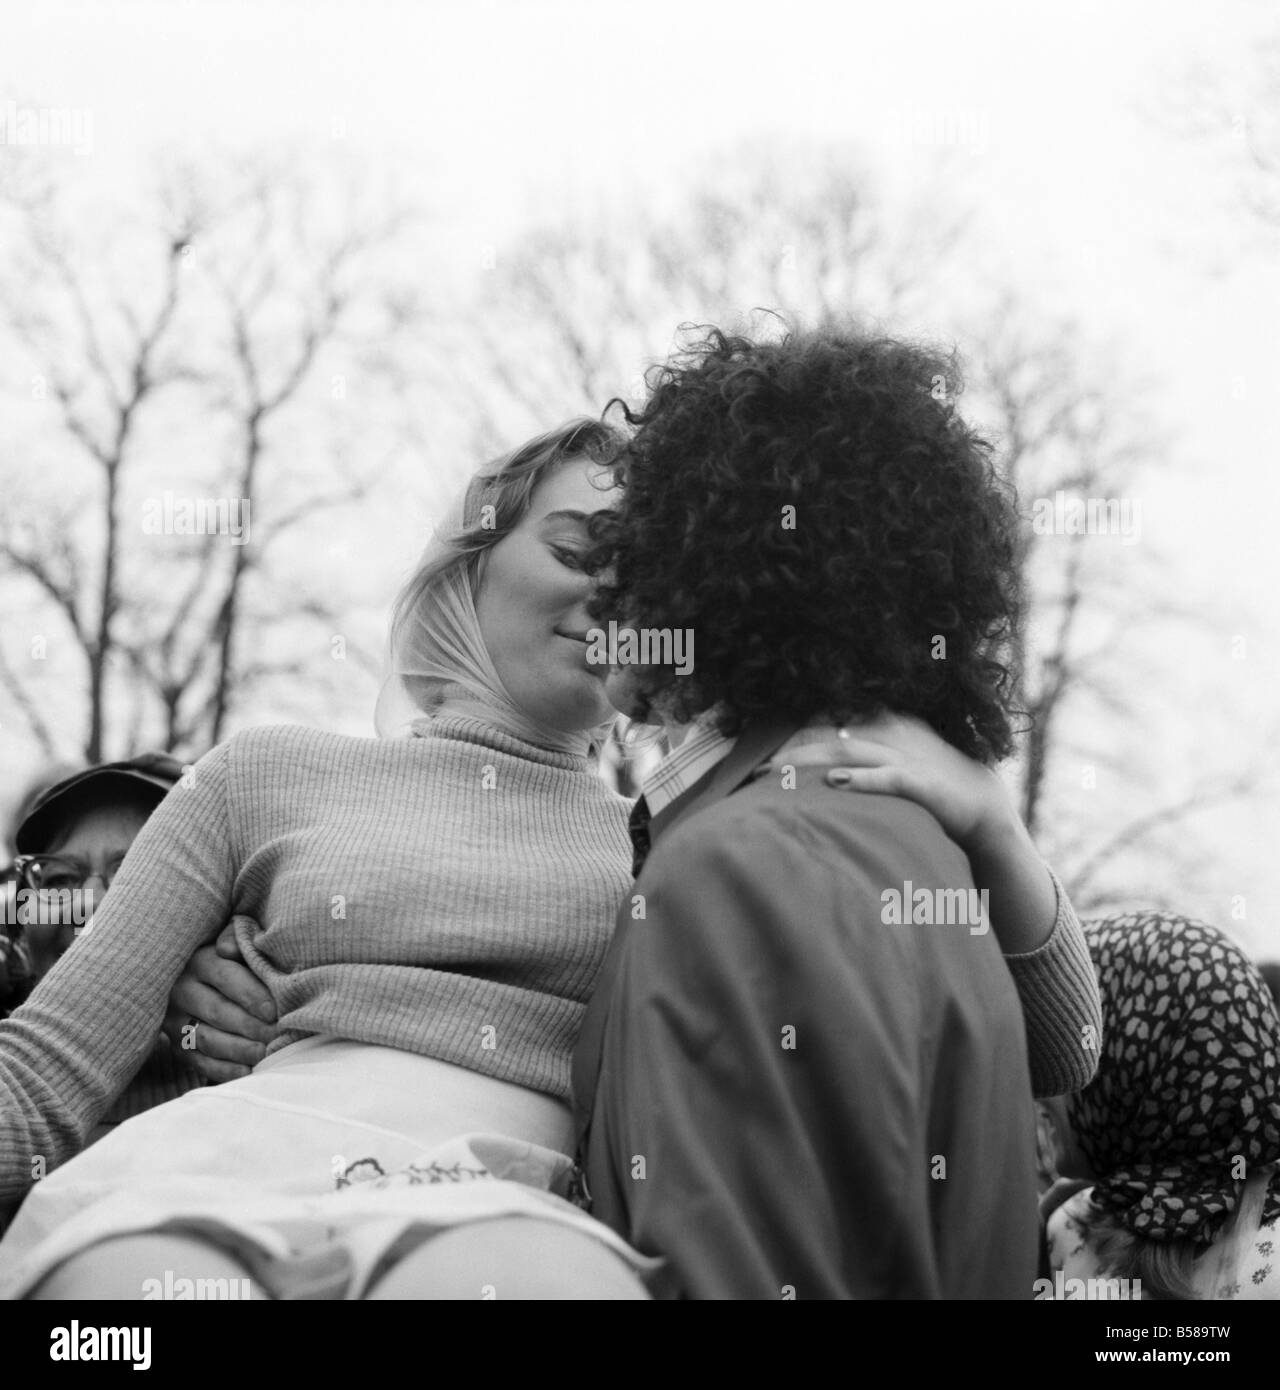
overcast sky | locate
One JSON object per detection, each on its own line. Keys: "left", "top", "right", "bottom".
{"left": 7, "top": 0, "right": 1275, "bottom": 582}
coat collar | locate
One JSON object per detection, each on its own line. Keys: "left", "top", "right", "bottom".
{"left": 572, "top": 715, "right": 807, "bottom": 1157}
{"left": 647, "top": 714, "right": 807, "bottom": 845}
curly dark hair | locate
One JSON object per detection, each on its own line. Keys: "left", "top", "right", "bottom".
{"left": 587, "top": 322, "right": 1025, "bottom": 762}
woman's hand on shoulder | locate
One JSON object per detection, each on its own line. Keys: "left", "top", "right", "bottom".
{"left": 774, "top": 711, "right": 1015, "bottom": 852}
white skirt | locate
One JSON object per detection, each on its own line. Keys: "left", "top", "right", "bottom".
{"left": 0, "top": 1036, "right": 660, "bottom": 1299}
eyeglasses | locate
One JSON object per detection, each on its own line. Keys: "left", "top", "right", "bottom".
{"left": 12, "top": 854, "right": 122, "bottom": 894}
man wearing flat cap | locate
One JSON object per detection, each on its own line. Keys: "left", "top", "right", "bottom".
{"left": 1, "top": 754, "right": 203, "bottom": 1165}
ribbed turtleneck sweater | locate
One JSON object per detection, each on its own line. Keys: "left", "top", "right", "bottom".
{"left": 0, "top": 716, "right": 631, "bottom": 1199}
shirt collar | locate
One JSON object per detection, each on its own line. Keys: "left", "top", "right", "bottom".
{"left": 641, "top": 714, "right": 845, "bottom": 820}
{"left": 641, "top": 711, "right": 735, "bottom": 819}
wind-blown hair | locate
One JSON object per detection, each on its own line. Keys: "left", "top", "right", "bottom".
{"left": 375, "top": 417, "right": 626, "bottom": 749}
{"left": 586, "top": 322, "right": 1025, "bottom": 762}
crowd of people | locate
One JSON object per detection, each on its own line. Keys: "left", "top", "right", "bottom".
{"left": 0, "top": 321, "right": 1277, "bottom": 1300}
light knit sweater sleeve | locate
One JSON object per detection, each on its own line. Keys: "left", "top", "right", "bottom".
{"left": 0, "top": 740, "right": 236, "bottom": 1200}
{"left": 1003, "top": 867, "right": 1102, "bottom": 1100}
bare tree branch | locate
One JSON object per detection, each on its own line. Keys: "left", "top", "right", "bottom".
{"left": 0, "top": 545, "right": 85, "bottom": 643}
{"left": 0, "top": 641, "right": 58, "bottom": 756}
{"left": 1069, "top": 771, "right": 1261, "bottom": 902}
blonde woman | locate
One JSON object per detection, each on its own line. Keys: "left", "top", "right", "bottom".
{"left": 0, "top": 418, "right": 655, "bottom": 1299}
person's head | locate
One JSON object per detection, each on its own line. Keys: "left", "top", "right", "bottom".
{"left": 379, "top": 418, "right": 627, "bottom": 748}
{"left": 586, "top": 322, "right": 1023, "bottom": 760}
{"left": 13, "top": 753, "right": 185, "bottom": 978}
{"left": 1051, "top": 912, "right": 1280, "bottom": 1297}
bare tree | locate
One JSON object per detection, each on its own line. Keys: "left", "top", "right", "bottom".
{"left": 0, "top": 159, "right": 419, "bottom": 761}
{"left": 0, "top": 200, "right": 193, "bottom": 761}
{"left": 467, "top": 139, "right": 970, "bottom": 439}
{"left": 965, "top": 295, "right": 1266, "bottom": 910}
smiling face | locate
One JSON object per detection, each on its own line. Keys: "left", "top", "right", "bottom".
{"left": 474, "top": 456, "right": 621, "bottom": 734}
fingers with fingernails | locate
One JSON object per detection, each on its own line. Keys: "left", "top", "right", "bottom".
{"left": 162, "top": 920, "right": 278, "bottom": 1084}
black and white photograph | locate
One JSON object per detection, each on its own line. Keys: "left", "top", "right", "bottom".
{"left": 1, "top": 0, "right": 1278, "bottom": 1354}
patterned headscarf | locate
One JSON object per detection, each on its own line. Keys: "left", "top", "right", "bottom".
{"left": 1069, "top": 912, "right": 1280, "bottom": 1246}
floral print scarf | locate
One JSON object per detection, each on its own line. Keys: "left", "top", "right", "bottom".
{"left": 1068, "top": 912, "right": 1280, "bottom": 1246}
